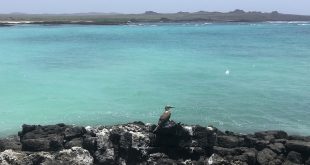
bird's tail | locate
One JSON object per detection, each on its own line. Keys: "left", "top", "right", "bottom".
{"left": 153, "top": 125, "right": 161, "bottom": 133}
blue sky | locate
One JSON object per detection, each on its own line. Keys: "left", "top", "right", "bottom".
{"left": 0, "top": 0, "right": 309, "bottom": 15}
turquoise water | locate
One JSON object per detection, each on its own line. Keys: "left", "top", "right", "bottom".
{"left": 0, "top": 23, "right": 310, "bottom": 137}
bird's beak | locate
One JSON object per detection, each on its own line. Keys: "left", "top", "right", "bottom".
{"left": 170, "top": 106, "right": 175, "bottom": 108}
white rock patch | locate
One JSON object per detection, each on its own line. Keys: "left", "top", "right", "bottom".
{"left": 183, "top": 126, "right": 193, "bottom": 136}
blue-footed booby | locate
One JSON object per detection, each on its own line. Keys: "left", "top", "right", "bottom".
{"left": 153, "top": 105, "right": 175, "bottom": 133}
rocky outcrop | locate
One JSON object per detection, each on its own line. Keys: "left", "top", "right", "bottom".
{"left": 18, "top": 123, "right": 85, "bottom": 152}
{"left": 0, "top": 136, "right": 21, "bottom": 152}
{"left": 0, "top": 147, "right": 92, "bottom": 165}
{"left": 1, "top": 121, "right": 310, "bottom": 164}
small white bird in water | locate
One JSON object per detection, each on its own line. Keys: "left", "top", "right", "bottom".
{"left": 225, "top": 69, "right": 230, "bottom": 75}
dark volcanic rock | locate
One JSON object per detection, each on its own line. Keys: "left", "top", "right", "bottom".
{"left": 306, "top": 157, "right": 310, "bottom": 165}
{"left": 255, "top": 130, "right": 288, "bottom": 140}
{"left": 217, "top": 135, "right": 241, "bottom": 148}
{"left": 213, "top": 146, "right": 257, "bottom": 164}
{"left": 287, "top": 151, "right": 302, "bottom": 164}
{"left": 268, "top": 142, "right": 286, "bottom": 154}
{"left": 282, "top": 160, "right": 302, "bottom": 165}
{"left": 64, "top": 126, "right": 86, "bottom": 140}
{"left": 0, "top": 136, "right": 21, "bottom": 152}
{"left": 286, "top": 140, "right": 310, "bottom": 155}
{"left": 274, "top": 138, "right": 287, "bottom": 144}
{"left": 257, "top": 148, "right": 277, "bottom": 165}
{"left": 154, "top": 121, "right": 191, "bottom": 147}
{"left": 64, "top": 137, "right": 83, "bottom": 149}
{"left": 119, "top": 132, "right": 132, "bottom": 156}
{"left": 213, "top": 146, "right": 236, "bottom": 156}
{"left": 21, "top": 138, "right": 50, "bottom": 151}
{"left": 20, "top": 124, "right": 36, "bottom": 135}
{"left": 192, "top": 126, "right": 210, "bottom": 150}
{"left": 82, "top": 136, "right": 97, "bottom": 154}
{"left": 288, "top": 135, "right": 310, "bottom": 142}
{"left": 1, "top": 122, "right": 310, "bottom": 164}
{"left": 192, "top": 125, "right": 217, "bottom": 153}
{"left": 244, "top": 135, "right": 270, "bottom": 151}
{"left": 19, "top": 124, "right": 86, "bottom": 151}
{"left": 241, "top": 148, "right": 257, "bottom": 164}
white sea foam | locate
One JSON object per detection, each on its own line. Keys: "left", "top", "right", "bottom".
{"left": 266, "top": 21, "right": 309, "bottom": 24}
{"left": 225, "top": 69, "right": 230, "bottom": 75}
{"left": 70, "top": 21, "right": 94, "bottom": 23}
{"left": 288, "top": 21, "right": 309, "bottom": 24}
{"left": 182, "top": 23, "right": 190, "bottom": 26}
{"left": 298, "top": 24, "right": 310, "bottom": 26}
{"left": 0, "top": 21, "right": 43, "bottom": 24}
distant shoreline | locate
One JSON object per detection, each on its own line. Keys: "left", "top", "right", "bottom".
{"left": 1, "top": 21, "right": 310, "bottom": 27}
{"left": 1, "top": 10, "right": 310, "bottom": 26}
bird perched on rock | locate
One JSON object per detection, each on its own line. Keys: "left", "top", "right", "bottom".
{"left": 153, "top": 105, "right": 175, "bottom": 133}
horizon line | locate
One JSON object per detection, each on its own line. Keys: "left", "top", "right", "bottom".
{"left": 0, "top": 10, "right": 309, "bottom": 16}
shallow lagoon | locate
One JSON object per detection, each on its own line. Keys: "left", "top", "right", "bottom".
{"left": 0, "top": 22, "right": 309, "bottom": 136}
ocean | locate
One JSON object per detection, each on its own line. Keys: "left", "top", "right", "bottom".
{"left": 0, "top": 22, "right": 309, "bottom": 137}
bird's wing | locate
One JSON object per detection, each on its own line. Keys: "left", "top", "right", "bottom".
{"left": 158, "top": 111, "right": 171, "bottom": 125}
